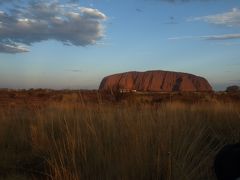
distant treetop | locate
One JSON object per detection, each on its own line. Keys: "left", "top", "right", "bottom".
{"left": 226, "top": 85, "right": 240, "bottom": 92}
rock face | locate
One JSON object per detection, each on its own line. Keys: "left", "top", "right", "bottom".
{"left": 99, "top": 70, "right": 212, "bottom": 92}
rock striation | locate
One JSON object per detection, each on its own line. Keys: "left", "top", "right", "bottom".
{"left": 99, "top": 70, "right": 212, "bottom": 92}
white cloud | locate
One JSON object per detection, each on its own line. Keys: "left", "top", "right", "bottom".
{"left": 0, "top": 1, "right": 107, "bottom": 53}
{"left": 0, "top": 43, "right": 29, "bottom": 53}
{"left": 190, "top": 8, "right": 240, "bottom": 27}
{"left": 80, "top": 7, "right": 107, "bottom": 20}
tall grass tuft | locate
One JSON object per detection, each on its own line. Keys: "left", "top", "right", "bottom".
{"left": 0, "top": 101, "right": 239, "bottom": 179}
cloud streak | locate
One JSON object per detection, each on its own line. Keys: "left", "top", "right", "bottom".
{"left": 204, "top": 34, "right": 240, "bottom": 40}
{"left": 169, "top": 33, "right": 240, "bottom": 41}
{"left": 182, "top": 8, "right": 240, "bottom": 43}
{"left": 0, "top": 0, "right": 14, "bottom": 4}
{"left": 151, "top": 0, "right": 217, "bottom": 2}
{"left": 0, "top": 1, "right": 107, "bottom": 53}
{"left": 189, "top": 8, "right": 240, "bottom": 27}
{"left": 66, "top": 69, "right": 82, "bottom": 73}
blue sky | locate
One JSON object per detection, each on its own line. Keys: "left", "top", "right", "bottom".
{"left": 0, "top": 0, "right": 240, "bottom": 90}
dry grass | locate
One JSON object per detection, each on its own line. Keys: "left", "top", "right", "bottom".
{"left": 0, "top": 100, "right": 239, "bottom": 180}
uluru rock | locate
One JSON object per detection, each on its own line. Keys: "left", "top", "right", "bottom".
{"left": 99, "top": 70, "right": 212, "bottom": 92}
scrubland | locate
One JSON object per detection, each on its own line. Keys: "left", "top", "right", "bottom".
{"left": 0, "top": 90, "right": 239, "bottom": 180}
